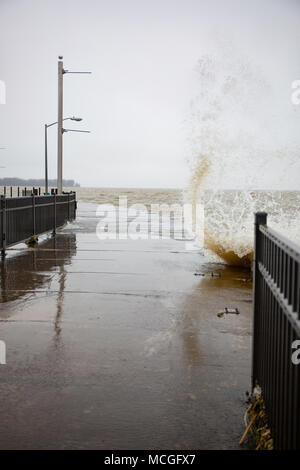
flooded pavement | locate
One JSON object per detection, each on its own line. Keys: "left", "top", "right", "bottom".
{"left": 0, "top": 203, "right": 252, "bottom": 449}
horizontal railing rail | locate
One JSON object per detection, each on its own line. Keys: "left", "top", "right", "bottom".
{"left": 0, "top": 192, "right": 76, "bottom": 254}
{"left": 252, "top": 212, "right": 300, "bottom": 450}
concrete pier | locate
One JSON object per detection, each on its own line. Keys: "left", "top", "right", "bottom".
{"left": 0, "top": 203, "right": 252, "bottom": 449}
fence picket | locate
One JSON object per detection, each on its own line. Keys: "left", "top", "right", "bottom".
{"left": 252, "top": 212, "right": 300, "bottom": 449}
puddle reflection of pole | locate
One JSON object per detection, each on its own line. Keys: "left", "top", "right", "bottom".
{"left": 53, "top": 235, "right": 64, "bottom": 339}
{"left": 32, "top": 245, "right": 37, "bottom": 271}
{"left": 51, "top": 234, "right": 76, "bottom": 345}
{"left": 0, "top": 258, "right": 7, "bottom": 303}
{"left": 54, "top": 264, "right": 66, "bottom": 338}
{"left": 180, "top": 286, "right": 204, "bottom": 369}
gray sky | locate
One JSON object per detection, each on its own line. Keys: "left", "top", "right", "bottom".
{"left": 0, "top": 0, "right": 300, "bottom": 188}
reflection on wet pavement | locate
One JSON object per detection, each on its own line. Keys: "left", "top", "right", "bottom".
{"left": 0, "top": 234, "right": 76, "bottom": 305}
{"left": 0, "top": 203, "right": 252, "bottom": 449}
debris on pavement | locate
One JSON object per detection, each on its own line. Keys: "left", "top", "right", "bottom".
{"left": 240, "top": 388, "right": 273, "bottom": 450}
{"left": 25, "top": 235, "right": 39, "bottom": 247}
{"left": 217, "top": 307, "right": 240, "bottom": 318}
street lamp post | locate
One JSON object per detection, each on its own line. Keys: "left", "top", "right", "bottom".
{"left": 45, "top": 117, "right": 84, "bottom": 195}
{"left": 57, "top": 56, "right": 91, "bottom": 194}
{"left": 57, "top": 58, "right": 63, "bottom": 194}
{"left": 45, "top": 124, "right": 48, "bottom": 194}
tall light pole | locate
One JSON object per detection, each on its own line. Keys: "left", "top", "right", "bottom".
{"left": 45, "top": 124, "right": 48, "bottom": 193}
{"left": 57, "top": 56, "right": 91, "bottom": 194}
{"left": 45, "top": 117, "right": 83, "bottom": 195}
{"left": 57, "top": 57, "right": 64, "bottom": 194}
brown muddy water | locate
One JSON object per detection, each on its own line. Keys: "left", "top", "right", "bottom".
{"left": 0, "top": 190, "right": 253, "bottom": 449}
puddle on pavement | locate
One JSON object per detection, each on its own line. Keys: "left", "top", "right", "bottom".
{"left": 0, "top": 234, "right": 77, "bottom": 305}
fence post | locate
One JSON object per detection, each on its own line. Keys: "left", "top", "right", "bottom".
{"left": 53, "top": 193, "right": 56, "bottom": 235}
{"left": 32, "top": 194, "right": 36, "bottom": 236}
{"left": 1, "top": 195, "right": 6, "bottom": 257}
{"left": 73, "top": 192, "right": 76, "bottom": 221}
{"left": 252, "top": 212, "right": 267, "bottom": 390}
{"left": 68, "top": 193, "right": 70, "bottom": 221}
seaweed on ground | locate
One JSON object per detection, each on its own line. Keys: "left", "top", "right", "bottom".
{"left": 25, "top": 235, "right": 38, "bottom": 247}
{"left": 240, "top": 388, "right": 273, "bottom": 450}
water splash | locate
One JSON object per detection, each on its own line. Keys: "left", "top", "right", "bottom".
{"left": 187, "top": 46, "right": 300, "bottom": 266}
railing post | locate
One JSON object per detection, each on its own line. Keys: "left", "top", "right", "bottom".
{"left": 252, "top": 212, "right": 268, "bottom": 390}
{"left": 1, "top": 195, "right": 6, "bottom": 257}
{"left": 53, "top": 193, "right": 57, "bottom": 235}
{"left": 32, "top": 193, "right": 36, "bottom": 235}
{"left": 68, "top": 192, "right": 70, "bottom": 221}
{"left": 74, "top": 191, "right": 76, "bottom": 221}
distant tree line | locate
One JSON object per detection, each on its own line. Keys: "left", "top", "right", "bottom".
{"left": 0, "top": 178, "right": 80, "bottom": 187}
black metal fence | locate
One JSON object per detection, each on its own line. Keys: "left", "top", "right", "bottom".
{"left": 1, "top": 186, "right": 45, "bottom": 197}
{"left": 0, "top": 192, "right": 76, "bottom": 254}
{"left": 252, "top": 212, "right": 300, "bottom": 450}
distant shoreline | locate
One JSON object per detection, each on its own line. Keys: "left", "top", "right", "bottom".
{"left": 0, "top": 178, "right": 80, "bottom": 187}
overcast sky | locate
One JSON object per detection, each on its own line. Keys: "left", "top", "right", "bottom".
{"left": 0, "top": 0, "right": 299, "bottom": 188}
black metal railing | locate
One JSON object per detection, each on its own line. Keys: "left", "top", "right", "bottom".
{"left": 252, "top": 212, "right": 300, "bottom": 450}
{"left": 0, "top": 192, "right": 76, "bottom": 254}
{"left": 1, "top": 186, "right": 47, "bottom": 197}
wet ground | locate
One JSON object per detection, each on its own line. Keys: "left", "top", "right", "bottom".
{"left": 0, "top": 203, "right": 252, "bottom": 449}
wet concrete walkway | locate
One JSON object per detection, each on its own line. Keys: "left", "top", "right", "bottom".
{"left": 0, "top": 203, "right": 252, "bottom": 449}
